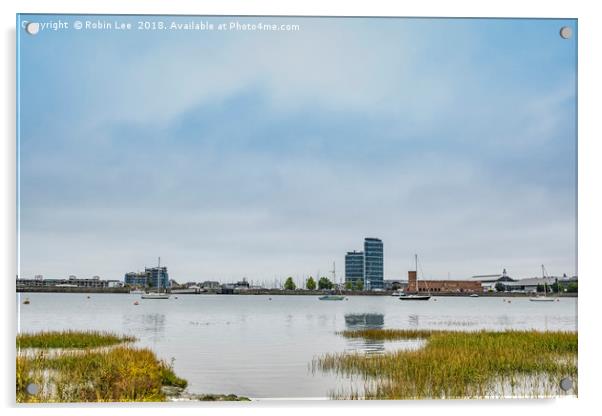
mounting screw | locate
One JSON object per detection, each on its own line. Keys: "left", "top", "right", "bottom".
{"left": 560, "top": 377, "right": 573, "bottom": 391}
{"left": 25, "top": 22, "right": 40, "bottom": 35}
{"left": 559, "top": 26, "right": 572, "bottom": 39}
{"left": 26, "top": 383, "right": 39, "bottom": 395}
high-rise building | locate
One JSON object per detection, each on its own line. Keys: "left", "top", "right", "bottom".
{"left": 364, "top": 238, "right": 384, "bottom": 290}
{"left": 345, "top": 251, "right": 364, "bottom": 287}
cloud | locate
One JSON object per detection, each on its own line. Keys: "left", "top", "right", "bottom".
{"left": 18, "top": 17, "right": 577, "bottom": 282}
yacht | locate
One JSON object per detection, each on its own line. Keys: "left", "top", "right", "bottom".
{"left": 400, "top": 254, "right": 431, "bottom": 301}
{"left": 141, "top": 292, "right": 170, "bottom": 300}
{"left": 319, "top": 262, "right": 346, "bottom": 301}
{"left": 529, "top": 265, "right": 557, "bottom": 302}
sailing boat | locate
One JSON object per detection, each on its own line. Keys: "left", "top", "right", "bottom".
{"left": 400, "top": 254, "right": 431, "bottom": 301}
{"left": 319, "top": 262, "right": 346, "bottom": 301}
{"left": 529, "top": 265, "right": 555, "bottom": 302}
{"left": 141, "top": 257, "right": 171, "bottom": 299}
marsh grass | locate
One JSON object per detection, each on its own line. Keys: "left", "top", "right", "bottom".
{"left": 315, "top": 329, "right": 577, "bottom": 399}
{"left": 17, "top": 330, "right": 136, "bottom": 349}
{"left": 16, "top": 331, "right": 187, "bottom": 403}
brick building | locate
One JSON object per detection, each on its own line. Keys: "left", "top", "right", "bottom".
{"left": 407, "top": 270, "right": 482, "bottom": 293}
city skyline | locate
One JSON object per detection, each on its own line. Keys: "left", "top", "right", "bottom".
{"left": 18, "top": 16, "right": 577, "bottom": 281}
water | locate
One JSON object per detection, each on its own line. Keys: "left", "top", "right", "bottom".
{"left": 17, "top": 293, "right": 577, "bottom": 399}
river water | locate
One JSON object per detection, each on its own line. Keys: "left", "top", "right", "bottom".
{"left": 17, "top": 293, "right": 577, "bottom": 399}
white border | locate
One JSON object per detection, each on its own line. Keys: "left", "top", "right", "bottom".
{"left": 2, "top": 1, "right": 600, "bottom": 416}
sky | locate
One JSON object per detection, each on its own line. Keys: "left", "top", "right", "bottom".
{"left": 17, "top": 16, "right": 577, "bottom": 285}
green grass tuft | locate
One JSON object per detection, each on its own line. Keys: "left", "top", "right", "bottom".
{"left": 16, "top": 331, "right": 187, "bottom": 403}
{"left": 17, "top": 330, "right": 136, "bottom": 349}
{"left": 316, "top": 329, "right": 577, "bottom": 399}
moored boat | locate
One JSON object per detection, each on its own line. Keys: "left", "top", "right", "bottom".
{"left": 141, "top": 292, "right": 170, "bottom": 300}
{"left": 319, "top": 294, "right": 346, "bottom": 301}
{"left": 529, "top": 264, "right": 557, "bottom": 302}
{"left": 318, "top": 262, "right": 346, "bottom": 301}
{"left": 400, "top": 254, "right": 432, "bottom": 301}
{"left": 399, "top": 294, "right": 431, "bottom": 301}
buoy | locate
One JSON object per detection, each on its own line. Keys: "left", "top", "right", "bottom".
{"left": 269, "top": 298, "right": 272, "bottom": 300}
{"left": 133, "top": 301, "right": 139, "bottom": 305}
{"left": 87, "top": 296, "right": 90, "bottom": 299}
{"left": 508, "top": 300, "right": 511, "bottom": 303}
{"left": 174, "top": 296, "right": 178, "bottom": 299}
{"left": 23, "top": 298, "right": 30, "bottom": 305}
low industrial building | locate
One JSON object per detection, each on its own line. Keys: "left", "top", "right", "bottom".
{"left": 472, "top": 269, "right": 516, "bottom": 291}
{"left": 16, "top": 275, "right": 122, "bottom": 288}
{"left": 406, "top": 270, "right": 482, "bottom": 293}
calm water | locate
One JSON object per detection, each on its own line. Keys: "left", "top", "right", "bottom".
{"left": 17, "top": 293, "right": 577, "bottom": 399}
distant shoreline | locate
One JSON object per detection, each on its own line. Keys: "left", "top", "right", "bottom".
{"left": 15, "top": 287, "right": 578, "bottom": 297}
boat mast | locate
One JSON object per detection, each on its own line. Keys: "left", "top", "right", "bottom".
{"left": 542, "top": 264, "right": 547, "bottom": 297}
{"left": 415, "top": 254, "right": 430, "bottom": 295}
{"left": 331, "top": 262, "right": 336, "bottom": 288}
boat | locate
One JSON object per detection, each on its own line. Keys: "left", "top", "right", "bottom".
{"left": 22, "top": 298, "right": 30, "bottom": 305}
{"left": 319, "top": 294, "right": 346, "bottom": 301}
{"left": 400, "top": 294, "right": 431, "bottom": 301}
{"left": 400, "top": 254, "right": 431, "bottom": 301}
{"left": 130, "top": 289, "right": 145, "bottom": 295}
{"left": 141, "top": 292, "right": 170, "bottom": 300}
{"left": 319, "top": 262, "right": 346, "bottom": 301}
{"left": 529, "top": 264, "right": 556, "bottom": 302}
{"left": 470, "top": 293, "right": 479, "bottom": 298}
{"left": 140, "top": 257, "right": 171, "bottom": 300}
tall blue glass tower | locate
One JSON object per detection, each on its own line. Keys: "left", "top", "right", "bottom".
{"left": 345, "top": 251, "right": 364, "bottom": 287}
{"left": 364, "top": 238, "right": 383, "bottom": 290}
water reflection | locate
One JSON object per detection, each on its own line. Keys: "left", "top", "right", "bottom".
{"left": 408, "top": 314, "right": 419, "bottom": 327}
{"left": 122, "top": 313, "right": 166, "bottom": 344}
{"left": 345, "top": 313, "right": 384, "bottom": 329}
{"left": 344, "top": 313, "right": 385, "bottom": 353}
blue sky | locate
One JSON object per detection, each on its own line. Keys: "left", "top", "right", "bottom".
{"left": 17, "top": 16, "right": 577, "bottom": 284}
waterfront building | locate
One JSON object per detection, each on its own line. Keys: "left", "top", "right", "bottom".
{"left": 16, "top": 276, "right": 122, "bottom": 289}
{"left": 124, "top": 271, "right": 148, "bottom": 287}
{"left": 383, "top": 279, "right": 408, "bottom": 291}
{"left": 407, "top": 270, "right": 482, "bottom": 293}
{"left": 201, "top": 281, "right": 221, "bottom": 289}
{"left": 124, "top": 266, "right": 170, "bottom": 289}
{"left": 345, "top": 251, "right": 364, "bottom": 287}
{"left": 147, "top": 266, "right": 169, "bottom": 289}
{"left": 364, "top": 238, "right": 384, "bottom": 290}
{"left": 472, "top": 268, "right": 516, "bottom": 291}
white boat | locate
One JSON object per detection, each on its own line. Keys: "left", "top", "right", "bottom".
{"left": 141, "top": 292, "right": 170, "bottom": 300}
{"left": 130, "top": 289, "right": 145, "bottom": 295}
{"left": 140, "top": 257, "right": 170, "bottom": 299}
{"left": 529, "top": 296, "right": 555, "bottom": 302}
{"left": 470, "top": 293, "right": 479, "bottom": 298}
{"left": 529, "top": 264, "right": 557, "bottom": 302}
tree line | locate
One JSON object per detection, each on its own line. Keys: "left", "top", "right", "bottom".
{"left": 283, "top": 276, "right": 365, "bottom": 291}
